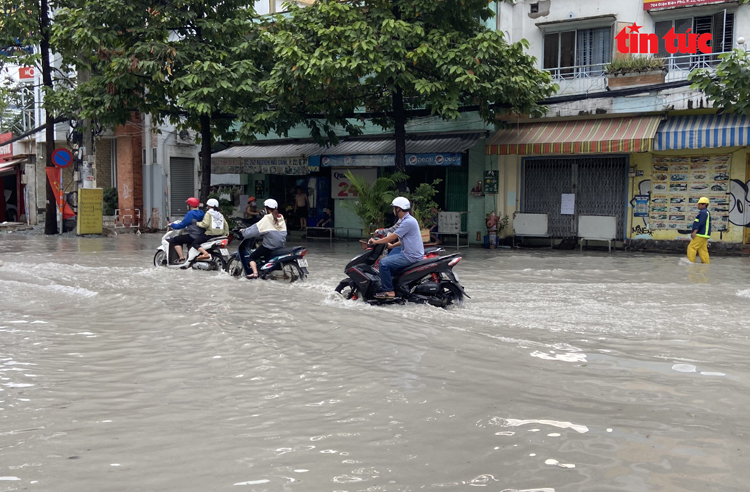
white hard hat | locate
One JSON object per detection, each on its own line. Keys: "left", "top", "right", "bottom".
{"left": 391, "top": 196, "right": 411, "bottom": 210}
{"left": 264, "top": 198, "right": 278, "bottom": 209}
{"left": 206, "top": 198, "right": 219, "bottom": 208}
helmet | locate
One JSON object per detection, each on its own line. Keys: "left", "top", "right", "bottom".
{"left": 206, "top": 198, "right": 219, "bottom": 208}
{"left": 391, "top": 197, "right": 411, "bottom": 210}
{"left": 698, "top": 196, "right": 710, "bottom": 204}
{"left": 247, "top": 196, "right": 256, "bottom": 203}
{"left": 264, "top": 198, "right": 278, "bottom": 209}
{"left": 186, "top": 197, "right": 200, "bottom": 208}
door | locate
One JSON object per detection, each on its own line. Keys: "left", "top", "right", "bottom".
{"left": 170, "top": 157, "right": 195, "bottom": 218}
{"left": 523, "top": 156, "right": 628, "bottom": 239}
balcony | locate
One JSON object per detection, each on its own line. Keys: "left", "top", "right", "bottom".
{"left": 544, "top": 51, "right": 736, "bottom": 96}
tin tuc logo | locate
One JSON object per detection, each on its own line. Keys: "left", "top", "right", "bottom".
{"left": 615, "top": 22, "right": 712, "bottom": 55}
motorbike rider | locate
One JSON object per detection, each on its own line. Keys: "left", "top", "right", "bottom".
{"left": 168, "top": 197, "right": 205, "bottom": 264}
{"left": 368, "top": 197, "right": 424, "bottom": 299}
{"left": 194, "top": 198, "right": 229, "bottom": 261}
{"left": 239, "top": 198, "right": 287, "bottom": 279}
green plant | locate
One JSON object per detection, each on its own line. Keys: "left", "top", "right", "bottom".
{"left": 102, "top": 187, "right": 118, "bottom": 216}
{"left": 605, "top": 56, "right": 665, "bottom": 76}
{"left": 343, "top": 171, "right": 407, "bottom": 234}
{"left": 208, "top": 192, "right": 237, "bottom": 229}
{"left": 690, "top": 48, "right": 750, "bottom": 116}
{"left": 405, "top": 179, "right": 443, "bottom": 230}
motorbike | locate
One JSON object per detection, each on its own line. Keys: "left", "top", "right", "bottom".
{"left": 334, "top": 232, "right": 467, "bottom": 308}
{"left": 225, "top": 231, "right": 309, "bottom": 282}
{"left": 153, "top": 229, "right": 230, "bottom": 271}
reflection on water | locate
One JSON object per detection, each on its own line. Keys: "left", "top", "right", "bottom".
{"left": 1, "top": 235, "right": 750, "bottom": 491}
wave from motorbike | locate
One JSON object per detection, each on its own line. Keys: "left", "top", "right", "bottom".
{"left": 225, "top": 230, "right": 309, "bottom": 282}
{"left": 153, "top": 229, "right": 232, "bottom": 271}
{"left": 335, "top": 231, "right": 467, "bottom": 308}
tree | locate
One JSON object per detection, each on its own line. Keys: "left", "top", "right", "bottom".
{"left": 0, "top": 77, "right": 34, "bottom": 133}
{"left": 0, "top": 0, "right": 69, "bottom": 234}
{"left": 690, "top": 48, "right": 750, "bottom": 116}
{"left": 52, "top": 0, "right": 271, "bottom": 203}
{"left": 255, "top": 0, "right": 556, "bottom": 172}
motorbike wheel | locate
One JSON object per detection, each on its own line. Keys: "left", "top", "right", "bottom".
{"left": 281, "top": 262, "right": 304, "bottom": 283}
{"left": 153, "top": 250, "right": 167, "bottom": 267}
{"left": 226, "top": 257, "right": 244, "bottom": 277}
{"left": 335, "top": 280, "right": 359, "bottom": 300}
{"left": 440, "top": 283, "right": 464, "bottom": 308}
{"left": 209, "top": 252, "right": 227, "bottom": 272}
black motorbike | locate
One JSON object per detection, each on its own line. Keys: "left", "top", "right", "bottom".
{"left": 334, "top": 233, "right": 467, "bottom": 307}
{"left": 225, "top": 230, "right": 309, "bottom": 282}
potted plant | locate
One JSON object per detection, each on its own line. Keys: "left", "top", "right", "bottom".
{"left": 406, "top": 178, "right": 442, "bottom": 243}
{"left": 343, "top": 170, "right": 407, "bottom": 236}
{"left": 606, "top": 56, "right": 666, "bottom": 88}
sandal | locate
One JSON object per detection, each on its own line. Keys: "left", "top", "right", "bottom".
{"left": 195, "top": 254, "right": 211, "bottom": 261}
{"left": 246, "top": 273, "right": 259, "bottom": 279}
{"left": 173, "top": 257, "right": 186, "bottom": 264}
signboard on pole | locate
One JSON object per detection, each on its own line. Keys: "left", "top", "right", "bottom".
{"left": 52, "top": 148, "right": 73, "bottom": 168}
{"left": 77, "top": 188, "right": 103, "bottom": 235}
{"left": 19, "top": 67, "right": 35, "bottom": 79}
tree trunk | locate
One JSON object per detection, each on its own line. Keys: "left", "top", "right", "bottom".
{"left": 393, "top": 86, "right": 407, "bottom": 179}
{"left": 199, "top": 114, "right": 212, "bottom": 204}
{"left": 40, "top": 0, "right": 57, "bottom": 235}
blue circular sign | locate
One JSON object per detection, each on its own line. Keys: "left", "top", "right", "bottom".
{"left": 52, "top": 148, "right": 73, "bottom": 168}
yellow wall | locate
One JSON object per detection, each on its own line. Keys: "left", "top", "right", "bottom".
{"left": 627, "top": 147, "right": 748, "bottom": 243}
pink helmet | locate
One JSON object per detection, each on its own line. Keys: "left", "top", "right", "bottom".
{"left": 186, "top": 197, "right": 200, "bottom": 208}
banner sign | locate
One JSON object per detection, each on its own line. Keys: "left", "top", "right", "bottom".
{"left": 77, "top": 188, "right": 104, "bottom": 235}
{"left": 634, "top": 195, "right": 650, "bottom": 217}
{"left": 643, "top": 0, "right": 729, "bottom": 10}
{"left": 212, "top": 157, "right": 310, "bottom": 175}
{"left": 46, "top": 167, "right": 64, "bottom": 211}
{"left": 331, "top": 168, "right": 378, "bottom": 199}
{"left": 321, "top": 153, "right": 462, "bottom": 168}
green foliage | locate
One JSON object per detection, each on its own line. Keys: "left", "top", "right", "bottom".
{"left": 405, "top": 179, "right": 442, "bottom": 230}
{"left": 208, "top": 192, "right": 237, "bottom": 229}
{"left": 690, "top": 49, "right": 750, "bottom": 116}
{"left": 606, "top": 56, "right": 665, "bottom": 76}
{"left": 0, "top": 78, "right": 25, "bottom": 133}
{"left": 102, "top": 187, "right": 118, "bottom": 216}
{"left": 256, "top": 0, "right": 557, "bottom": 158}
{"left": 343, "top": 171, "right": 407, "bottom": 233}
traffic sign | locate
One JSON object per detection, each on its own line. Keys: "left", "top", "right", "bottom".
{"left": 52, "top": 148, "right": 73, "bottom": 168}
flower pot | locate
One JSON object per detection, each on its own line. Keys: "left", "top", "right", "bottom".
{"left": 421, "top": 228, "right": 431, "bottom": 243}
{"left": 607, "top": 70, "right": 666, "bottom": 89}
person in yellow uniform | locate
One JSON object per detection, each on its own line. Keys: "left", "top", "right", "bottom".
{"left": 687, "top": 196, "right": 711, "bottom": 264}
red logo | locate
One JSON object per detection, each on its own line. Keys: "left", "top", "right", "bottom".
{"left": 19, "top": 67, "right": 35, "bottom": 79}
{"left": 616, "top": 22, "right": 711, "bottom": 54}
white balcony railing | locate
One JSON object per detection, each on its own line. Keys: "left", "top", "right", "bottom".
{"left": 544, "top": 50, "right": 737, "bottom": 95}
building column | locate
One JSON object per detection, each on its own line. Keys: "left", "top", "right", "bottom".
{"left": 114, "top": 113, "right": 143, "bottom": 227}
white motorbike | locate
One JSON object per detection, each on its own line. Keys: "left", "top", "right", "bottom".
{"left": 153, "top": 229, "right": 230, "bottom": 271}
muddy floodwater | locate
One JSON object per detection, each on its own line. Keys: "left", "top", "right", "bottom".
{"left": 1, "top": 234, "right": 749, "bottom": 492}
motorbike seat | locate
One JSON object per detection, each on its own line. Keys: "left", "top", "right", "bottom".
{"left": 270, "top": 246, "right": 305, "bottom": 257}
{"left": 394, "top": 253, "right": 460, "bottom": 277}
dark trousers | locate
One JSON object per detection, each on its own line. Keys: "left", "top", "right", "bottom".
{"left": 239, "top": 240, "right": 274, "bottom": 275}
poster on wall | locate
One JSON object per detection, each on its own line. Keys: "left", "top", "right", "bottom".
{"left": 331, "top": 168, "right": 378, "bottom": 199}
{"left": 634, "top": 195, "right": 650, "bottom": 217}
{"left": 650, "top": 155, "right": 730, "bottom": 231}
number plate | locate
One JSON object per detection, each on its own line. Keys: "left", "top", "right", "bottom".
{"left": 220, "top": 248, "right": 229, "bottom": 256}
{"left": 297, "top": 258, "right": 308, "bottom": 268}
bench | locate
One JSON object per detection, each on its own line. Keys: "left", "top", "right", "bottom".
{"left": 305, "top": 227, "right": 333, "bottom": 244}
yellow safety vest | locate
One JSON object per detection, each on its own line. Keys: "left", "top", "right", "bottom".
{"left": 695, "top": 210, "right": 710, "bottom": 238}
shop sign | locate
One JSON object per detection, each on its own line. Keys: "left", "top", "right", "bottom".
{"left": 212, "top": 157, "right": 309, "bottom": 175}
{"left": 483, "top": 170, "right": 499, "bottom": 195}
{"left": 77, "top": 188, "right": 104, "bottom": 235}
{"left": 643, "top": 0, "right": 729, "bottom": 10}
{"left": 0, "top": 132, "right": 12, "bottom": 159}
{"left": 331, "top": 168, "right": 377, "bottom": 199}
{"left": 321, "top": 153, "right": 462, "bottom": 167}
{"left": 633, "top": 195, "right": 650, "bottom": 217}
{"left": 19, "top": 67, "right": 35, "bottom": 79}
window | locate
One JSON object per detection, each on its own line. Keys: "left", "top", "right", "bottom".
{"left": 543, "top": 27, "right": 612, "bottom": 77}
{"left": 655, "top": 11, "right": 734, "bottom": 59}
{"left": 530, "top": 3, "right": 539, "bottom": 14}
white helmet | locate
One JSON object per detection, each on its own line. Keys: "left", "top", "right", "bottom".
{"left": 264, "top": 198, "right": 278, "bottom": 209}
{"left": 391, "top": 197, "right": 411, "bottom": 210}
{"left": 206, "top": 198, "right": 219, "bottom": 208}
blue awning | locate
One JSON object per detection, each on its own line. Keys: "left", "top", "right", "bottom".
{"left": 654, "top": 114, "right": 750, "bottom": 151}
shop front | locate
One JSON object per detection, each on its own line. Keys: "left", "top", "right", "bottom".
{"left": 0, "top": 133, "right": 28, "bottom": 223}
{"left": 487, "top": 116, "right": 661, "bottom": 244}
{"left": 627, "top": 113, "right": 750, "bottom": 252}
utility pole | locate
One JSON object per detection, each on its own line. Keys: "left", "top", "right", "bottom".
{"left": 40, "top": 0, "right": 58, "bottom": 235}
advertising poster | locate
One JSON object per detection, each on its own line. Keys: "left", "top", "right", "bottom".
{"left": 650, "top": 155, "right": 730, "bottom": 231}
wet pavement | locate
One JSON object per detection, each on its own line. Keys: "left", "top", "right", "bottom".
{"left": 1, "top": 234, "right": 749, "bottom": 491}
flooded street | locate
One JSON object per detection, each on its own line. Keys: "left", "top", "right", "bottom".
{"left": 1, "top": 234, "right": 749, "bottom": 492}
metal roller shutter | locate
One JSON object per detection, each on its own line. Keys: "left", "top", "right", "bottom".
{"left": 170, "top": 157, "right": 195, "bottom": 217}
